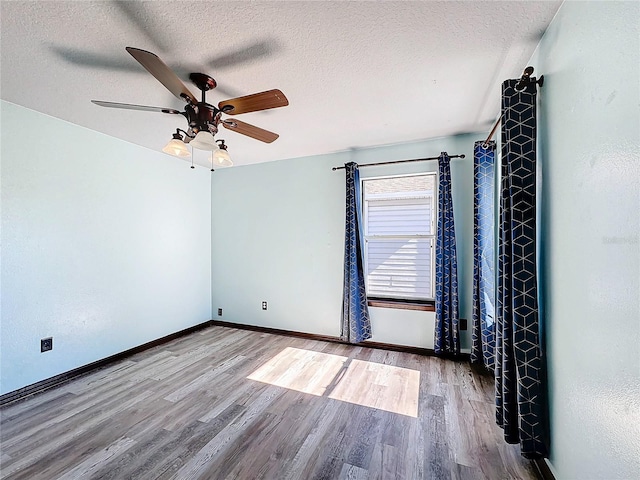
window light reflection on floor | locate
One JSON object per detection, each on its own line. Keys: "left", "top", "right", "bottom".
{"left": 247, "top": 347, "right": 420, "bottom": 418}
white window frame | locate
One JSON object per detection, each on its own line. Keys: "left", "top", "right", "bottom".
{"left": 361, "top": 172, "right": 438, "bottom": 302}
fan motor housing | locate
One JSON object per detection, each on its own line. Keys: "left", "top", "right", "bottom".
{"left": 186, "top": 103, "right": 221, "bottom": 134}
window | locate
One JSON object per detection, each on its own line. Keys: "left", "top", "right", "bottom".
{"left": 362, "top": 173, "right": 436, "bottom": 303}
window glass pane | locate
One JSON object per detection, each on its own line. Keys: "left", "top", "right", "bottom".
{"left": 363, "top": 173, "right": 436, "bottom": 301}
{"left": 367, "top": 199, "right": 432, "bottom": 235}
{"left": 366, "top": 238, "right": 432, "bottom": 300}
{"left": 364, "top": 174, "right": 435, "bottom": 199}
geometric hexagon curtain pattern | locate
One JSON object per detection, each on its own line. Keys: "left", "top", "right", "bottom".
{"left": 495, "top": 79, "right": 547, "bottom": 458}
{"left": 434, "top": 152, "right": 460, "bottom": 355}
{"left": 471, "top": 141, "right": 496, "bottom": 370}
{"left": 341, "top": 162, "right": 372, "bottom": 343}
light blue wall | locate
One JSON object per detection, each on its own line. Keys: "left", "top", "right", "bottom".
{"left": 532, "top": 2, "right": 640, "bottom": 478}
{"left": 1, "top": 101, "right": 212, "bottom": 394}
{"left": 211, "top": 134, "right": 479, "bottom": 350}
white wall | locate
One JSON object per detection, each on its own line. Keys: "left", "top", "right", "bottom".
{"left": 211, "top": 134, "right": 478, "bottom": 350}
{"left": 532, "top": 2, "right": 640, "bottom": 478}
{"left": 1, "top": 101, "right": 212, "bottom": 394}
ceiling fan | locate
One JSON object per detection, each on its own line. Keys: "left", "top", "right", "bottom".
{"left": 92, "top": 47, "right": 289, "bottom": 166}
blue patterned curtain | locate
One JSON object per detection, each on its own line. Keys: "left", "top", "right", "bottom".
{"left": 341, "top": 162, "right": 372, "bottom": 343}
{"left": 434, "top": 152, "right": 460, "bottom": 355}
{"left": 495, "top": 79, "right": 547, "bottom": 458}
{"left": 471, "top": 141, "right": 496, "bottom": 370}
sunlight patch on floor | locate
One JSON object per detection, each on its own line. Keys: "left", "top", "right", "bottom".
{"left": 328, "top": 358, "right": 420, "bottom": 417}
{"left": 247, "top": 347, "right": 348, "bottom": 396}
{"left": 247, "top": 347, "right": 420, "bottom": 417}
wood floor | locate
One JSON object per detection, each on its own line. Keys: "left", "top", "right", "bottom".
{"left": 0, "top": 326, "right": 537, "bottom": 480}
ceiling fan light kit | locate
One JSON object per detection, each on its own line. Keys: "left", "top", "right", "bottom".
{"left": 189, "top": 131, "right": 217, "bottom": 150}
{"left": 162, "top": 138, "right": 191, "bottom": 158}
{"left": 161, "top": 130, "right": 191, "bottom": 157}
{"left": 92, "top": 47, "right": 289, "bottom": 168}
{"left": 210, "top": 140, "right": 233, "bottom": 168}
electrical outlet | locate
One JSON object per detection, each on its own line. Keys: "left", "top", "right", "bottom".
{"left": 262, "top": 301, "right": 267, "bottom": 310}
{"left": 460, "top": 318, "right": 468, "bottom": 331}
{"left": 218, "top": 308, "right": 223, "bottom": 316}
{"left": 41, "top": 337, "right": 53, "bottom": 352}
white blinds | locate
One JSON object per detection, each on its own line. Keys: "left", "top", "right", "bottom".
{"left": 363, "top": 174, "right": 436, "bottom": 301}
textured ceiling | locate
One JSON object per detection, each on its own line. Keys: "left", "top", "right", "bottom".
{"left": 1, "top": 1, "right": 561, "bottom": 168}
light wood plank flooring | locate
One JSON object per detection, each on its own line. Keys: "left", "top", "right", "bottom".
{"left": 0, "top": 326, "right": 538, "bottom": 479}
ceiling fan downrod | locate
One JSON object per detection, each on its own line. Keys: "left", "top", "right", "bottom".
{"left": 184, "top": 73, "right": 221, "bottom": 135}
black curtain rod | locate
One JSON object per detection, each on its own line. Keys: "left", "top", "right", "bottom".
{"left": 332, "top": 153, "right": 466, "bottom": 171}
{"left": 482, "top": 66, "right": 544, "bottom": 148}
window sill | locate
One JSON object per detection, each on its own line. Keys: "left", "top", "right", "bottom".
{"left": 367, "top": 299, "right": 435, "bottom": 312}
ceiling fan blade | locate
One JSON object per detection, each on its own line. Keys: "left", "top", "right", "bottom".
{"left": 126, "top": 47, "right": 197, "bottom": 104}
{"left": 218, "top": 89, "right": 289, "bottom": 115}
{"left": 222, "top": 119, "right": 279, "bottom": 143}
{"left": 92, "top": 100, "right": 182, "bottom": 114}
